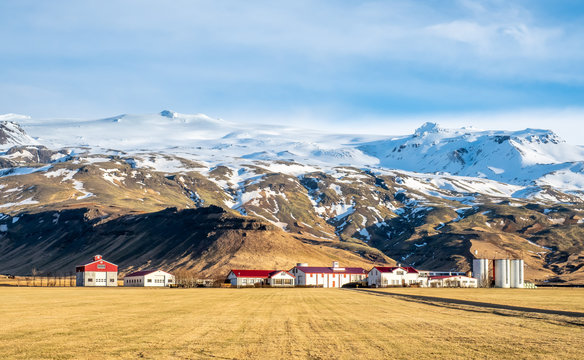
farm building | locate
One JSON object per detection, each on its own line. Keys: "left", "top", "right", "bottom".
{"left": 367, "top": 266, "right": 422, "bottom": 287}
{"left": 227, "top": 270, "right": 295, "bottom": 287}
{"left": 75, "top": 255, "right": 118, "bottom": 287}
{"left": 428, "top": 275, "right": 478, "bottom": 288}
{"left": 123, "top": 270, "right": 175, "bottom": 287}
{"left": 290, "top": 262, "right": 367, "bottom": 288}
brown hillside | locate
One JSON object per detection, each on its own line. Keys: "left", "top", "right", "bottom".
{"left": 0, "top": 206, "right": 389, "bottom": 277}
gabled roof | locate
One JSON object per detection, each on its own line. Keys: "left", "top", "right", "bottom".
{"left": 231, "top": 269, "right": 282, "bottom": 279}
{"left": 76, "top": 258, "right": 117, "bottom": 268}
{"left": 268, "top": 270, "right": 295, "bottom": 278}
{"left": 75, "top": 259, "right": 118, "bottom": 270}
{"left": 293, "top": 266, "right": 366, "bottom": 274}
{"left": 371, "top": 266, "right": 419, "bottom": 274}
{"left": 125, "top": 269, "right": 172, "bottom": 277}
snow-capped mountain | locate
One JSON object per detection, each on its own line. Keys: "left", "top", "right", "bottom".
{"left": 0, "top": 120, "right": 38, "bottom": 149}
{"left": 2, "top": 111, "right": 584, "bottom": 283}
{"left": 359, "top": 122, "right": 584, "bottom": 190}
{"left": 11, "top": 111, "right": 584, "bottom": 192}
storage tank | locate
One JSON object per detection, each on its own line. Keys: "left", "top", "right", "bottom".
{"left": 510, "top": 259, "right": 524, "bottom": 288}
{"left": 472, "top": 259, "right": 489, "bottom": 287}
{"left": 494, "top": 259, "right": 511, "bottom": 288}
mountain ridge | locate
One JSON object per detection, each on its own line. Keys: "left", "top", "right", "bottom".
{"left": 0, "top": 112, "right": 583, "bottom": 283}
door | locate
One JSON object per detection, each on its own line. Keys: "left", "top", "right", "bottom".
{"left": 94, "top": 272, "right": 107, "bottom": 286}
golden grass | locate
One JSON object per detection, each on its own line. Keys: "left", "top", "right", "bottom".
{"left": 0, "top": 288, "right": 582, "bottom": 359}
{"left": 369, "top": 287, "right": 584, "bottom": 312}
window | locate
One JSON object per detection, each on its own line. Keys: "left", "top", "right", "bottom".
{"left": 97, "top": 265, "right": 106, "bottom": 269}
{"left": 110, "top": 279, "right": 115, "bottom": 282}
{"left": 147, "top": 279, "right": 152, "bottom": 283}
{"left": 168, "top": 279, "right": 173, "bottom": 283}
{"left": 242, "top": 279, "right": 247, "bottom": 284}
{"left": 88, "top": 278, "right": 93, "bottom": 282}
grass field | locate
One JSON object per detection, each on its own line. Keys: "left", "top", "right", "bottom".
{"left": 0, "top": 288, "right": 582, "bottom": 359}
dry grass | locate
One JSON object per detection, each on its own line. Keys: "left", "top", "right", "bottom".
{"left": 368, "top": 287, "right": 584, "bottom": 312}
{"left": 0, "top": 288, "right": 582, "bottom": 359}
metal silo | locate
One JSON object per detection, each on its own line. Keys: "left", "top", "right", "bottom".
{"left": 472, "top": 259, "right": 489, "bottom": 287}
{"left": 510, "top": 259, "right": 524, "bottom": 288}
{"left": 494, "top": 259, "right": 510, "bottom": 288}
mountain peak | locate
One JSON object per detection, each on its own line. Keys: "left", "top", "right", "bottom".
{"left": 414, "top": 122, "right": 442, "bottom": 136}
{"left": 160, "top": 110, "right": 177, "bottom": 119}
{"left": 0, "top": 121, "right": 38, "bottom": 148}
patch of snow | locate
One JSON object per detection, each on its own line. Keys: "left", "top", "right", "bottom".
{"left": 0, "top": 197, "right": 39, "bottom": 208}
{"left": 100, "top": 168, "right": 126, "bottom": 186}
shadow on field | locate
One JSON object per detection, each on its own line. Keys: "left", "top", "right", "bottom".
{"left": 348, "top": 289, "right": 584, "bottom": 326}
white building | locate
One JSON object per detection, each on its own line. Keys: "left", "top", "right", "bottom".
{"left": 290, "top": 262, "right": 367, "bottom": 288}
{"left": 427, "top": 275, "right": 478, "bottom": 288}
{"left": 367, "top": 266, "right": 422, "bottom": 287}
{"left": 124, "top": 270, "right": 175, "bottom": 287}
{"left": 227, "top": 270, "right": 295, "bottom": 287}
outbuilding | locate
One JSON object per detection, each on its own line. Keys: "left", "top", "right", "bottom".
{"left": 227, "top": 269, "right": 295, "bottom": 287}
{"left": 290, "top": 262, "right": 367, "bottom": 288}
{"left": 367, "top": 266, "right": 422, "bottom": 287}
{"left": 428, "top": 275, "right": 478, "bottom": 288}
{"left": 124, "top": 269, "right": 175, "bottom": 287}
{"left": 76, "top": 255, "right": 118, "bottom": 287}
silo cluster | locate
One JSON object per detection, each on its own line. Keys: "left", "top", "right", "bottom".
{"left": 472, "top": 257, "right": 524, "bottom": 288}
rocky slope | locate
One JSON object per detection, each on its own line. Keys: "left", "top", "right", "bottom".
{"left": 0, "top": 111, "right": 583, "bottom": 283}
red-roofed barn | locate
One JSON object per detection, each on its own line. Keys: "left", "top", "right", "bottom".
{"left": 124, "top": 270, "right": 175, "bottom": 287}
{"left": 75, "top": 255, "right": 118, "bottom": 287}
{"left": 227, "top": 269, "right": 295, "bottom": 287}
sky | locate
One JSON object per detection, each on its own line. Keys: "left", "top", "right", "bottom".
{"left": 1, "top": 0, "right": 584, "bottom": 142}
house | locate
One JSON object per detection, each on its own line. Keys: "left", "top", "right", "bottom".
{"left": 367, "top": 266, "right": 422, "bottom": 287}
{"left": 290, "top": 262, "right": 367, "bottom": 288}
{"left": 75, "top": 255, "right": 118, "bottom": 287}
{"left": 427, "top": 275, "right": 478, "bottom": 288}
{"left": 123, "top": 270, "right": 175, "bottom": 287}
{"left": 227, "top": 269, "right": 295, "bottom": 287}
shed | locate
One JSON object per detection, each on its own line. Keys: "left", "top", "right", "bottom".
{"left": 227, "top": 269, "right": 295, "bottom": 287}
{"left": 124, "top": 270, "right": 175, "bottom": 287}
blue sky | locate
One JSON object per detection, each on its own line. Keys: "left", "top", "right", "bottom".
{"left": 1, "top": 1, "right": 584, "bottom": 141}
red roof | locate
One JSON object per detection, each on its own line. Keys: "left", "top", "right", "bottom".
{"left": 125, "top": 269, "right": 172, "bottom": 277}
{"left": 76, "top": 258, "right": 118, "bottom": 272}
{"left": 229, "top": 270, "right": 294, "bottom": 278}
{"left": 372, "top": 266, "right": 419, "bottom": 274}
{"left": 293, "top": 266, "right": 366, "bottom": 274}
